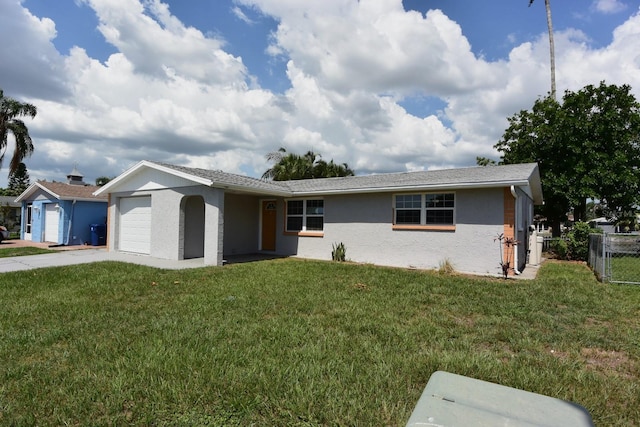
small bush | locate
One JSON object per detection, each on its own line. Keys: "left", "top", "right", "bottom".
{"left": 566, "top": 222, "right": 595, "bottom": 261}
{"left": 552, "top": 238, "right": 568, "bottom": 260}
{"left": 331, "top": 242, "right": 346, "bottom": 262}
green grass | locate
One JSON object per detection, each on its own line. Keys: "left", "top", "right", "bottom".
{"left": 610, "top": 255, "right": 640, "bottom": 283}
{"left": 0, "top": 259, "right": 638, "bottom": 425}
{"left": 0, "top": 246, "right": 55, "bottom": 257}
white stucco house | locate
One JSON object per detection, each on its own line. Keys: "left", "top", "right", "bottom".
{"left": 94, "top": 161, "right": 543, "bottom": 276}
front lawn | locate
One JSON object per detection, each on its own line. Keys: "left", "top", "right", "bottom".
{"left": 0, "top": 259, "right": 638, "bottom": 425}
{"left": 0, "top": 246, "right": 54, "bottom": 258}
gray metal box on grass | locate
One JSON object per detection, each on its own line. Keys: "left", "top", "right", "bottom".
{"left": 406, "top": 371, "right": 593, "bottom": 427}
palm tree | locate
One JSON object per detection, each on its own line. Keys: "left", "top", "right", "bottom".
{"left": 0, "top": 89, "right": 37, "bottom": 175}
{"left": 262, "top": 148, "right": 355, "bottom": 181}
{"left": 529, "top": 0, "right": 556, "bottom": 99}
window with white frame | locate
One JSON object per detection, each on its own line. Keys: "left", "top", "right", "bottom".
{"left": 286, "top": 199, "right": 324, "bottom": 232}
{"left": 394, "top": 193, "right": 455, "bottom": 226}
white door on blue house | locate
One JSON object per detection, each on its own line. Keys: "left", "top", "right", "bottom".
{"left": 44, "top": 203, "right": 60, "bottom": 243}
{"left": 24, "top": 203, "right": 33, "bottom": 240}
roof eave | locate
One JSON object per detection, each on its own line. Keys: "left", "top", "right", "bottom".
{"left": 94, "top": 160, "right": 213, "bottom": 195}
{"left": 57, "top": 197, "right": 108, "bottom": 203}
{"left": 210, "top": 183, "right": 292, "bottom": 197}
{"left": 15, "top": 182, "right": 60, "bottom": 202}
{"left": 290, "top": 180, "right": 534, "bottom": 197}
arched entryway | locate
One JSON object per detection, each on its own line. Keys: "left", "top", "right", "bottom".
{"left": 181, "top": 195, "right": 205, "bottom": 259}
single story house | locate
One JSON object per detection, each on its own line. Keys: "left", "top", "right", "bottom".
{"left": 16, "top": 168, "right": 108, "bottom": 245}
{"left": 0, "top": 195, "right": 22, "bottom": 232}
{"left": 95, "top": 161, "right": 543, "bottom": 276}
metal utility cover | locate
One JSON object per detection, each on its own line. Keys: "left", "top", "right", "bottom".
{"left": 406, "top": 371, "right": 593, "bottom": 427}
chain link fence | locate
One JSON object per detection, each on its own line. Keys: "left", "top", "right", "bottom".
{"left": 588, "top": 233, "right": 640, "bottom": 284}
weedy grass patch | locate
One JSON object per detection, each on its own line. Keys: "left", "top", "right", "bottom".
{"left": 0, "top": 259, "right": 638, "bottom": 425}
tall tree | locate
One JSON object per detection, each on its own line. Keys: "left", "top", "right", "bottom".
{"left": 0, "top": 89, "right": 37, "bottom": 175}
{"left": 529, "top": 0, "right": 556, "bottom": 99}
{"left": 263, "top": 148, "right": 354, "bottom": 181}
{"left": 7, "top": 162, "right": 30, "bottom": 196}
{"left": 495, "top": 82, "right": 640, "bottom": 236}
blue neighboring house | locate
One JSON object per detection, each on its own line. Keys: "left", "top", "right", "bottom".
{"left": 15, "top": 168, "right": 108, "bottom": 246}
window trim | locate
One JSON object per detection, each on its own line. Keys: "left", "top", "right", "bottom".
{"left": 392, "top": 192, "right": 456, "bottom": 231}
{"left": 284, "top": 198, "right": 324, "bottom": 236}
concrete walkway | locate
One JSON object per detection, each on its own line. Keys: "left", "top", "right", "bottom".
{"left": 0, "top": 240, "right": 206, "bottom": 273}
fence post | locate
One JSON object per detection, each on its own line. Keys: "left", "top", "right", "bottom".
{"left": 602, "top": 233, "right": 607, "bottom": 282}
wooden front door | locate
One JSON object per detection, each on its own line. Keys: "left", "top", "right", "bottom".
{"left": 261, "top": 200, "right": 277, "bottom": 251}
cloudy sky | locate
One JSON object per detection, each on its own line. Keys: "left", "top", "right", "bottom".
{"left": 1, "top": 0, "right": 639, "bottom": 186}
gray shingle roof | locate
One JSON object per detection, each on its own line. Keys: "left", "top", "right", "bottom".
{"left": 150, "top": 161, "right": 542, "bottom": 203}
{"left": 154, "top": 162, "right": 290, "bottom": 194}
{"left": 285, "top": 163, "right": 540, "bottom": 194}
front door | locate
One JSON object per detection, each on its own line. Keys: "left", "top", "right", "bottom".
{"left": 261, "top": 200, "right": 277, "bottom": 251}
{"left": 24, "top": 203, "right": 32, "bottom": 240}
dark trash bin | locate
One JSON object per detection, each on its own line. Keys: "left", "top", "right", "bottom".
{"left": 90, "top": 224, "right": 106, "bottom": 246}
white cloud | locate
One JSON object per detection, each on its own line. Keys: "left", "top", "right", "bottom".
{"left": 80, "top": 0, "right": 247, "bottom": 84}
{"left": 1, "top": 0, "right": 640, "bottom": 188}
{"left": 259, "top": 1, "right": 499, "bottom": 97}
{"left": 231, "top": 6, "right": 254, "bottom": 24}
{"left": 592, "top": 0, "right": 628, "bottom": 14}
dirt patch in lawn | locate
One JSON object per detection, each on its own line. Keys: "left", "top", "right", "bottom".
{"left": 580, "top": 347, "right": 635, "bottom": 379}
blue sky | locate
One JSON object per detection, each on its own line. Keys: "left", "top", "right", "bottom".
{"left": 1, "top": 0, "right": 639, "bottom": 185}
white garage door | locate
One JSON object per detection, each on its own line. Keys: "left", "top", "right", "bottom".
{"left": 44, "top": 203, "right": 60, "bottom": 243}
{"left": 119, "top": 196, "right": 151, "bottom": 254}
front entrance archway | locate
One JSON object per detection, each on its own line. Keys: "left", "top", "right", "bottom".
{"left": 182, "top": 195, "right": 205, "bottom": 259}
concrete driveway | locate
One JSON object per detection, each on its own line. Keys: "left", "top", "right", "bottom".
{"left": 0, "top": 240, "right": 206, "bottom": 272}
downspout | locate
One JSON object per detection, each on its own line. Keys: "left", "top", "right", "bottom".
{"left": 65, "top": 199, "right": 76, "bottom": 245}
{"left": 510, "top": 186, "right": 521, "bottom": 275}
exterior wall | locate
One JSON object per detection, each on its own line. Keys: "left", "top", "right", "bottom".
{"left": 60, "top": 200, "right": 108, "bottom": 245}
{"left": 107, "top": 185, "right": 224, "bottom": 265}
{"left": 503, "top": 188, "right": 516, "bottom": 275}
{"left": 515, "top": 187, "right": 534, "bottom": 271}
{"left": 223, "top": 193, "right": 260, "bottom": 256}
{"left": 20, "top": 190, "right": 61, "bottom": 243}
{"left": 182, "top": 196, "right": 205, "bottom": 259}
{"left": 276, "top": 188, "right": 508, "bottom": 276}
{"left": 21, "top": 198, "right": 107, "bottom": 244}
{"left": 503, "top": 186, "right": 536, "bottom": 274}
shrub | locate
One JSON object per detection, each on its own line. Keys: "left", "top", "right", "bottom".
{"left": 566, "top": 222, "right": 597, "bottom": 261}
{"left": 552, "top": 238, "right": 568, "bottom": 260}
{"left": 331, "top": 242, "right": 346, "bottom": 262}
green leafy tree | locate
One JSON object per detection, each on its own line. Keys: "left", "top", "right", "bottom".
{"left": 262, "top": 148, "right": 354, "bottom": 181}
{"left": 495, "top": 82, "right": 640, "bottom": 236}
{"left": 7, "top": 162, "right": 30, "bottom": 196}
{"left": 95, "top": 176, "right": 112, "bottom": 186}
{"left": 0, "top": 89, "right": 37, "bottom": 175}
{"left": 476, "top": 156, "right": 497, "bottom": 166}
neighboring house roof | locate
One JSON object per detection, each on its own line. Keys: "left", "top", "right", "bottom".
{"left": 0, "top": 196, "right": 21, "bottom": 208}
{"left": 15, "top": 181, "right": 108, "bottom": 203}
{"left": 95, "top": 160, "right": 543, "bottom": 204}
